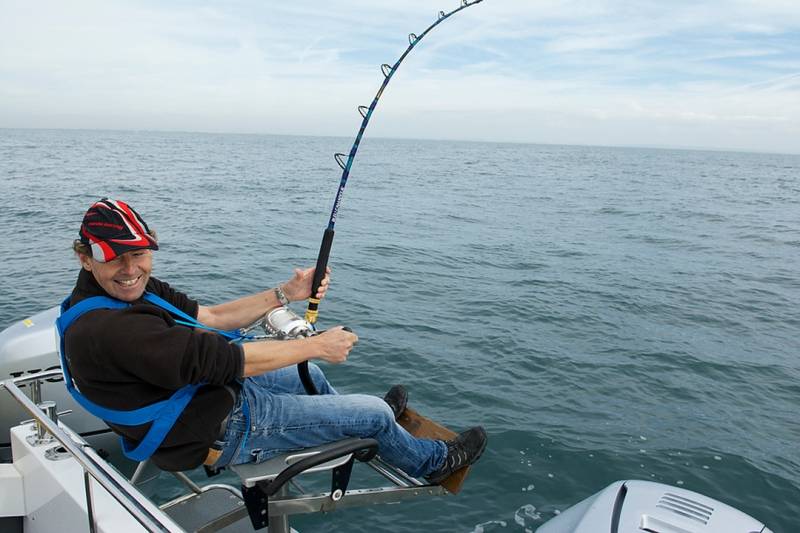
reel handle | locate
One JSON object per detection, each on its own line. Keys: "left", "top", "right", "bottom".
{"left": 297, "top": 324, "right": 354, "bottom": 396}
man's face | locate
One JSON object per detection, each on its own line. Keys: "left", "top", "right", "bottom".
{"left": 79, "top": 249, "right": 153, "bottom": 302}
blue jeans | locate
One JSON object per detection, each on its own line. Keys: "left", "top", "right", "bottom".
{"left": 213, "top": 364, "right": 446, "bottom": 478}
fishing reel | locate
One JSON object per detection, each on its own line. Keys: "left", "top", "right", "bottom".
{"left": 262, "top": 306, "right": 316, "bottom": 340}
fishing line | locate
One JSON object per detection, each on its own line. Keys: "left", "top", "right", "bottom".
{"left": 300, "top": 0, "right": 486, "bottom": 395}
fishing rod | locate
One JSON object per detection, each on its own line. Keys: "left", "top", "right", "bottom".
{"left": 297, "top": 0, "right": 485, "bottom": 395}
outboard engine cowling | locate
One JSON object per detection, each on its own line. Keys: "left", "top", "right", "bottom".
{"left": 536, "top": 480, "right": 771, "bottom": 533}
{"left": 0, "top": 306, "right": 110, "bottom": 461}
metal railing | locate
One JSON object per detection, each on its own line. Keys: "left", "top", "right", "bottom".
{"left": 1, "top": 369, "right": 183, "bottom": 533}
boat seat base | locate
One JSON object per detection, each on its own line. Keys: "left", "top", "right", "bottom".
{"left": 162, "top": 486, "right": 252, "bottom": 532}
{"left": 231, "top": 438, "right": 360, "bottom": 489}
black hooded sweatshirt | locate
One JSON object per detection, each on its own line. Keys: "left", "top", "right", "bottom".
{"left": 64, "top": 269, "right": 244, "bottom": 471}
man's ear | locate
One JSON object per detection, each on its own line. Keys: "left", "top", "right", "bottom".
{"left": 78, "top": 253, "right": 93, "bottom": 271}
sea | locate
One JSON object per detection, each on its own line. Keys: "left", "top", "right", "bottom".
{"left": 0, "top": 128, "right": 798, "bottom": 532}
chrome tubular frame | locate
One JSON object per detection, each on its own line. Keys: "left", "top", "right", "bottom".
{"left": 1, "top": 369, "right": 184, "bottom": 533}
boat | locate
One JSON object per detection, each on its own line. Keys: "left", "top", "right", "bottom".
{"left": 0, "top": 305, "right": 774, "bottom": 532}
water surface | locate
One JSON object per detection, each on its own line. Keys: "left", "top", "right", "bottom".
{"left": 1, "top": 129, "right": 798, "bottom": 532}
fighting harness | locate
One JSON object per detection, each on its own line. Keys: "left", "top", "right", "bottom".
{"left": 55, "top": 291, "right": 247, "bottom": 461}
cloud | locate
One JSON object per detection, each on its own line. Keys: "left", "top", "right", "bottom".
{"left": 0, "top": 0, "right": 798, "bottom": 153}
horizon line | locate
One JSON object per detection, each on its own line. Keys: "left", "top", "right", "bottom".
{"left": 1, "top": 125, "right": 798, "bottom": 158}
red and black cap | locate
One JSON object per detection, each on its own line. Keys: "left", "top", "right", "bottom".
{"left": 79, "top": 199, "right": 158, "bottom": 262}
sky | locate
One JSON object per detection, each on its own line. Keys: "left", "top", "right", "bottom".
{"left": 1, "top": 0, "right": 799, "bottom": 154}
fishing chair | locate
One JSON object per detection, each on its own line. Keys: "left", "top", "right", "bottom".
{"left": 128, "top": 408, "right": 463, "bottom": 532}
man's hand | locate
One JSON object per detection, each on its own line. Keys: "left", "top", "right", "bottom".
{"left": 241, "top": 325, "right": 358, "bottom": 376}
{"left": 312, "top": 326, "right": 358, "bottom": 364}
{"left": 281, "top": 266, "right": 332, "bottom": 302}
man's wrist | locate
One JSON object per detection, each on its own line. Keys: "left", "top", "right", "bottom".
{"left": 274, "top": 285, "right": 290, "bottom": 306}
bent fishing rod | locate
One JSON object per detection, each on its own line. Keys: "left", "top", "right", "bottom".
{"left": 299, "top": 0, "right": 485, "bottom": 394}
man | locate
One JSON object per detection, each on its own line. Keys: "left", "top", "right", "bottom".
{"left": 62, "top": 198, "right": 486, "bottom": 483}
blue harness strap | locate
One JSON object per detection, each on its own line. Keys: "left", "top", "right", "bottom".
{"left": 142, "top": 292, "right": 251, "bottom": 342}
{"left": 56, "top": 292, "right": 237, "bottom": 462}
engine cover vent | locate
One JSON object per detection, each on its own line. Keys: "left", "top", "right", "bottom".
{"left": 656, "top": 492, "right": 714, "bottom": 524}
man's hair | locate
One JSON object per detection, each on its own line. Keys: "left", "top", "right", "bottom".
{"left": 73, "top": 229, "right": 158, "bottom": 258}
